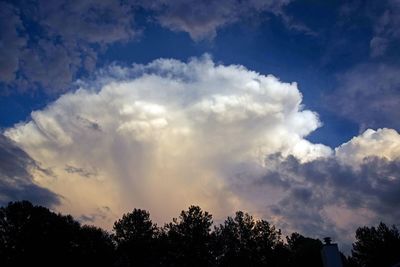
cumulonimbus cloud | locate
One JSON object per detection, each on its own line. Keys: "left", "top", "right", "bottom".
{"left": 4, "top": 55, "right": 329, "bottom": 225}
{"left": 3, "top": 56, "right": 400, "bottom": 252}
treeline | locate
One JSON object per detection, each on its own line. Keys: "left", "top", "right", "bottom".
{"left": 0, "top": 201, "right": 399, "bottom": 267}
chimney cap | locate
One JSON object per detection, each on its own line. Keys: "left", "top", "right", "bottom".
{"left": 323, "top": 237, "right": 332, "bottom": 244}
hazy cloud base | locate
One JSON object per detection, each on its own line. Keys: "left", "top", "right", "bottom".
{"left": 0, "top": 134, "right": 59, "bottom": 207}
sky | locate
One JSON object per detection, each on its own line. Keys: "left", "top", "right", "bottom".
{"left": 1, "top": 0, "right": 400, "bottom": 253}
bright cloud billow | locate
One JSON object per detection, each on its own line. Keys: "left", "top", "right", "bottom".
{"left": 4, "top": 56, "right": 400, "bottom": 250}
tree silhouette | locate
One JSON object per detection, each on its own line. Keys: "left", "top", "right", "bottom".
{"left": 0, "top": 201, "right": 81, "bottom": 266}
{"left": 351, "top": 222, "right": 400, "bottom": 267}
{"left": 79, "top": 225, "right": 115, "bottom": 266}
{"left": 0, "top": 201, "right": 115, "bottom": 267}
{"left": 113, "top": 208, "right": 159, "bottom": 266}
{"left": 163, "top": 205, "right": 214, "bottom": 267}
{"left": 286, "top": 232, "right": 323, "bottom": 267}
{"left": 214, "top": 211, "right": 285, "bottom": 267}
{"left": 214, "top": 211, "right": 257, "bottom": 266}
{"left": 4, "top": 200, "right": 397, "bottom": 267}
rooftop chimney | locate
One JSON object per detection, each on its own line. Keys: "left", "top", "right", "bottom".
{"left": 321, "top": 237, "right": 343, "bottom": 267}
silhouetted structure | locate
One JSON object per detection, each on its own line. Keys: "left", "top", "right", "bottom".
{"left": 321, "top": 237, "right": 343, "bottom": 267}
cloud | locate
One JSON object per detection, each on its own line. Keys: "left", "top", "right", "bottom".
{"left": 3, "top": 55, "right": 400, "bottom": 252}
{"left": 0, "top": 0, "right": 308, "bottom": 94}
{"left": 34, "top": 0, "right": 137, "bottom": 45}
{"left": 0, "top": 2, "right": 26, "bottom": 82}
{"left": 65, "top": 165, "right": 98, "bottom": 178}
{"left": 242, "top": 128, "right": 400, "bottom": 252}
{"left": 4, "top": 55, "right": 329, "bottom": 227}
{"left": 370, "top": 0, "right": 400, "bottom": 57}
{"left": 0, "top": 0, "right": 138, "bottom": 93}
{"left": 328, "top": 63, "right": 400, "bottom": 131}
{"left": 341, "top": 0, "right": 400, "bottom": 57}
{"left": 0, "top": 134, "right": 60, "bottom": 207}
{"left": 335, "top": 128, "right": 400, "bottom": 165}
{"left": 141, "top": 0, "right": 293, "bottom": 40}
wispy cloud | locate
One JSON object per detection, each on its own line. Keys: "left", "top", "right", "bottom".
{"left": 328, "top": 63, "right": 400, "bottom": 131}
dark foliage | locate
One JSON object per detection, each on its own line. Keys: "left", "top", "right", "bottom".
{"left": 213, "top": 211, "right": 286, "bottom": 267}
{"left": 351, "top": 222, "right": 400, "bottom": 267}
{"left": 286, "top": 232, "right": 323, "bottom": 267}
{"left": 162, "top": 205, "right": 214, "bottom": 267}
{"left": 0, "top": 201, "right": 114, "bottom": 267}
{"left": 113, "top": 208, "right": 159, "bottom": 266}
{"left": 0, "top": 201, "right": 398, "bottom": 267}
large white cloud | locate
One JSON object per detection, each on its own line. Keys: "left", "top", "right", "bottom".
{"left": 336, "top": 128, "right": 400, "bottom": 166}
{"left": 4, "top": 55, "right": 330, "bottom": 227}
{"left": 3, "top": 55, "right": 400, "bottom": 253}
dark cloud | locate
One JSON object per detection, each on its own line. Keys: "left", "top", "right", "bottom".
{"left": 65, "top": 165, "right": 97, "bottom": 178}
{"left": 338, "top": 0, "right": 400, "bottom": 58}
{"left": 77, "top": 206, "right": 112, "bottom": 224}
{"left": 328, "top": 63, "right": 400, "bottom": 131}
{"left": 34, "top": 0, "right": 137, "bottom": 44}
{"left": 0, "top": 134, "right": 59, "bottom": 207}
{"left": 258, "top": 153, "right": 400, "bottom": 242}
{"left": 142, "top": 0, "right": 293, "bottom": 40}
{"left": 326, "top": 1, "right": 400, "bottom": 132}
{"left": 0, "top": 2, "right": 26, "bottom": 82}
{"left": 0, "top": 0, "right": 305, "bottom": 94}
{"left": 0, "top": 0, "right": 138, "bottom": 94}
{"left": 76, "top": 116, "right": 102, "bottom": 132}
{"left": 370, "top": 0, "right": 400, "bottom": 57}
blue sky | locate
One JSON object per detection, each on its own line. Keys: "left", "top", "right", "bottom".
{"left": 1, "top": 0, "right": 400, "bottom": 252}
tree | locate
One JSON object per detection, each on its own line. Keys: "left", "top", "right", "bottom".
{"left": 113, "top": 208, "right": 159, "bottom": 266}
{"left": 286, "top": 232, "right": 323, "bottom": 267}
{"left": 0, "top": 201, "right": 115, "bottom": 267}
{"left": 253, "top": 219, "right": 285, "bottom": 266}
{"left": 351, "top": 222, "right": 400, "bottom": 267}
{"left": 214, "top": 211, "right": 257, "bottom": 266}
{"left": 163, "top": 205, "right": 214, "bottom": 267}
{"left": 214, "top": 211, "right": 285, "bottom": 267}
{"left": 78, "top": 225, "right": 115, "bottom": 266}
